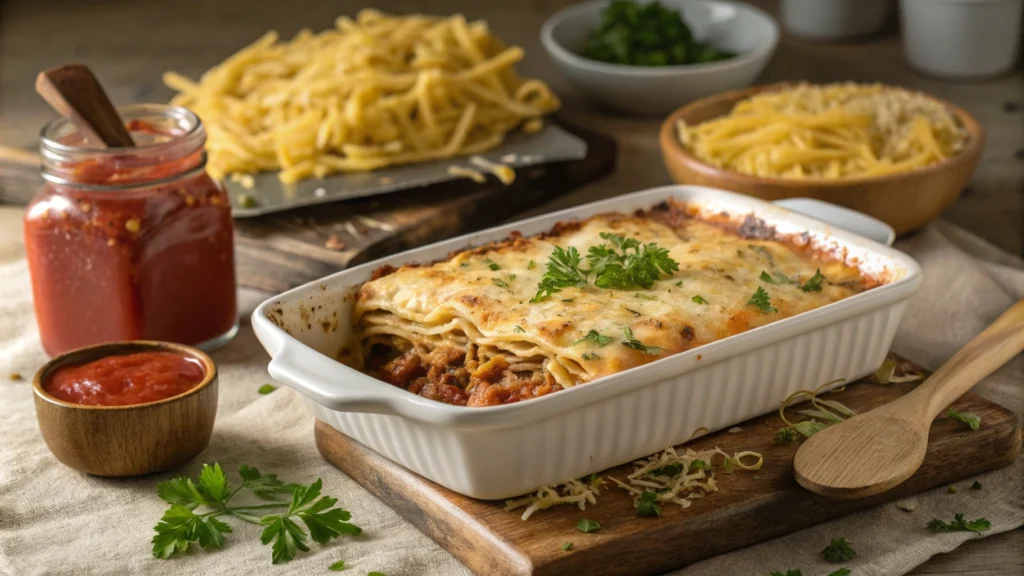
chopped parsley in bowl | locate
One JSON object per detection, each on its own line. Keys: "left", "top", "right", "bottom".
{"left": 582, "top": 0, "right": 735, "bottom": 66}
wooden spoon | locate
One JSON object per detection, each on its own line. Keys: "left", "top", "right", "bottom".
{"left": 794, "top": 299, "right": 1024, "bottom": 498}
{"left": 35, "top": 64, "right": 135, "bottom": 148}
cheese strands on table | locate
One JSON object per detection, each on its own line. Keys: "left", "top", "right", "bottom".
{"left": 163, "top": 10, "right": 560, "bottom": 184}
{"left": 677, "top": 83, "right": 968, "bottom": 179}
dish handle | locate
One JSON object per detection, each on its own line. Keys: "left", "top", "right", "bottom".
{"left": 267, "top": 342, "right": 406, "bottom": 416}
{"left": 771, "top": 198, "right": 896, "bottom": 246}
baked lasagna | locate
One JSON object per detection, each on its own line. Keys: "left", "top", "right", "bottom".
{"left": 349, "top": 200, "right": 878, "bottom": 407}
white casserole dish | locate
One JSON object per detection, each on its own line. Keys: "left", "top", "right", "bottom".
{"left": 252, "top": 185, "right": 921, "bottom": 499}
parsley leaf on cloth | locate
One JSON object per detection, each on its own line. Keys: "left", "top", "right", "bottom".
{"left": 821, "top": 537, "right": 856, "bottom": 563}
{"left": 152, "top": 464, "right": 359, "bottom": 564}
{"left": 927, "top": 513, "right": 991, "bottom": 534}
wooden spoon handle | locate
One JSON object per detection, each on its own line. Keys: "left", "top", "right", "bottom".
{"left": 919, "top": 299, "right": 1024, "bottom": 419}
{"left": 35, "top": 64, "right": 135, "bottom": 148}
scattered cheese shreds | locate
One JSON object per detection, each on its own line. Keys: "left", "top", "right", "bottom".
{"left": 611, "top": 446, "right": 761, "bottom": 509}
{"left": 504, "top": 476, "right": 603, "bottom": 521}
{"left": 505, "top": 446, "right": 762, "bottom": 521}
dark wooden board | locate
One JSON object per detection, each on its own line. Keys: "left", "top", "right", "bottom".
{"left": 234, "top": 120, "right": 616, "bottom": 293}
{"left": 315, "top": 356, "right": 1021, "bottom": 576}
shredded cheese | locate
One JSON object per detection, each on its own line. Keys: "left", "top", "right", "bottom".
{"left": 610, "top": 446, "right": 762, "bottom": 510}
{"left": 469, "top": 155, "right": 516, "bottom": 185}
{"left": 504, "top": 476, "right": 604, "bottom": 520}
{"left": 446, "top": 164, "right": 487, "bottom": 183}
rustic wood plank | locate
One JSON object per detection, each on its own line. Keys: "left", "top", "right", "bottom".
{"left": 315, "top": 358, "right": 1021, "bottom": 576}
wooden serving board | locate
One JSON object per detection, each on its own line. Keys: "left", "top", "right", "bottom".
{"left": 315, "top": 356, "right": 1021, "bottom": 576}
{"left": 233, "top": 120, "right": 616, "bottom": 293}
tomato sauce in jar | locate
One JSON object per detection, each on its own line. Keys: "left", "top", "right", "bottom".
{"left": 44, "top": 350, "right": 206, "bottom": 406}
{"left": 24, "top": 105, "right": 237, "bottom": 356}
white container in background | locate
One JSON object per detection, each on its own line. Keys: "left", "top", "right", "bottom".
{"left": 900, "top": 0, "right": 1024, "bottom": 79}
{"left": 782, "top": 0, "right": 892, "bottom": 40}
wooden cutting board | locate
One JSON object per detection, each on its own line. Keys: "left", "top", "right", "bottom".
{"left": 315, "top": 356, "right": 1021, "bottom": 576}
{"left": 233, "top": 120, "right": 616, "bottom": 293}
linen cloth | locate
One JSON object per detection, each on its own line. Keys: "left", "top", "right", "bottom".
{"left": 0, "top": 206, "right": 1020, "bottom": 576}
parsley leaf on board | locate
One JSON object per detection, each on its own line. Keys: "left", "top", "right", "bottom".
{"left": 622, "top": 327, "right": 662, "bottom": 355}
{"left": 328, "top": 560, "right": 347, "bottom": 571}
{"left": 152, "top": 464, "right": 360, "bottom": 564}
{"left": 577, "top": 518, "right": 601, "bottom": 533}
{"left": 368, "top": 572, "right": 387, "bottom": 576}
{"left": 527, "top": 260, "right": 536, "bottom": 270}
{"left": 636, "top": 491, "right": 662, "bottom": 517}
{"left": 927, "top": 513, "right": 991, "bottom": 534}
{"left": 561, "top": 542, "right": 573, "bottom": 551}
{"left": 947, "top": 408, "right": 981, "bottom": 430}
{"left": 257, "top": 384, "right": 277, "bottom": 395}
{"left": 800, "top": 269, "right": 825, "bottom": 292}
{"left": 574, "top": 330, "right": 613, "bottom": 347}
{"left": 747, "top": 286, "right": 777, "bottom": 313}
{"left": 675, "top": 280, "right": 683, "bottom": 288}
{"left": 651, "top": 463, "right": 684, "bottom": 477}
{"left": 821, "top": 537, "right": 856, "bottom": 563}
{"left": 770, "top": 570, "right": 802, "bottom": 576}
{"left": 532, "top": 246, "right": 588, "bottom": 302}
{"left": 774, "top": 427, "right": 797, "bottom": 445}
{"left": 971, "top": 481, "right": 982, "bottom": 490}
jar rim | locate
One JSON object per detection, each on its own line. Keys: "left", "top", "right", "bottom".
{"left": 39, "top": 104, "right": 203, "bottom": 155}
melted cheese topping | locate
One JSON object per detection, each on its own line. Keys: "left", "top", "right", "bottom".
{"left": 353, "top": 210, "right": 869, "bottom": 397}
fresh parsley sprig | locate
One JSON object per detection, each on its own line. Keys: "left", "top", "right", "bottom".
{"left": 927, "top": 513, "right": 991, "bottom": 534}
{"left": 587, "top": 233, "right": 680, "bottom": 291}
{"left": 636, "top": 491, "right": 662, "bottom": 517}
{"left": 747, "top": 286, "right": 777, "bottom": 313}
{"left": 531, "top": 234, "right": 679, "bottom": 301}
{"left": 821, "top": 537, "right": 856, "bottom": 563}
{"left": 800, "top": 269, "right": 825, "bottom": 292}
{"left": 575, "top": 330, "right": 613, "bottom": 347}
{"left": 622, "top": 326, "right": 662, "bottom": 355}
{"left": 152, "top": 464, "right": 360, "bottom": 564}
{"left": 531, "top": 246, "right": 588, "bottom": 302}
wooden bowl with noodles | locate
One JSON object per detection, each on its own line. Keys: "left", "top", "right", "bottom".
{"left": 658, "top": 84, "right": 984, "bottom": 236}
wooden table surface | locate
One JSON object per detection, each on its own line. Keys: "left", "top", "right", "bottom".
{"left": 0, "top": 0, "right": 1021, "bottom": 573}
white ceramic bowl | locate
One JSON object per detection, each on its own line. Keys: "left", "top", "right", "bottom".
{"left": 900, "top": 0, "right": 1024, "bottom": 79}
{"left": 781, "top": 0, "right": 892, "bottom": 40}
{"left": 540, "top": 0, "right": 780, "bottom": 116}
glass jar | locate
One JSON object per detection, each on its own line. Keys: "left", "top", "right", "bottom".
{"left": 24, "top": 105, "right": 238, "bottom": 356}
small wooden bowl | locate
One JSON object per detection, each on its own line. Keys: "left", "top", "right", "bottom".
{"left": 658, "top": 84, "right": 985, "bottom": 236}
{"left": 33, "top": 341, "right": 218, "bottom": 477}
